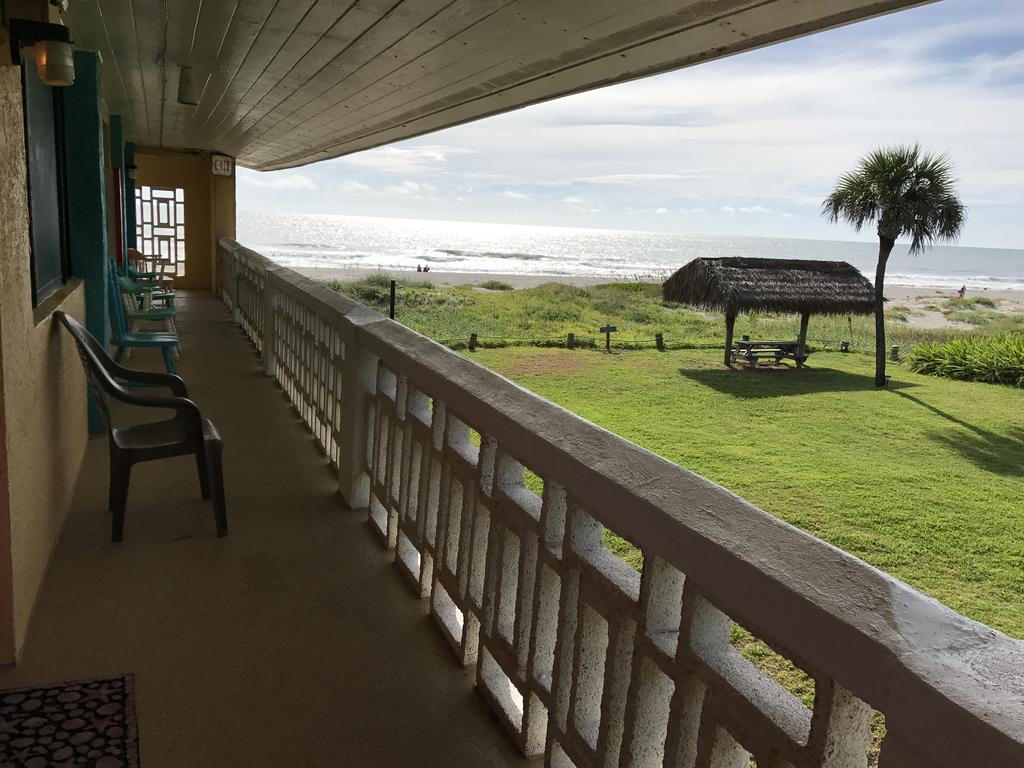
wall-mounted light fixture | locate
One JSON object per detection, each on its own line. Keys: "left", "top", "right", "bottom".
{"left": 177, "top": 65, "right": 199, "bottom": 105}
{"left": 126, "top": 164, "right": 138, "bottom": 181}
{"left": 8, "top": 19, "right": 76, "bottom": 87}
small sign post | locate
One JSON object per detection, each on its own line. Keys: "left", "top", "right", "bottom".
{"left": 599, "top": 324, "right": 617, "bottom": 353}
{"left": 212, "top": 154, "right": 234, "bottom": 176}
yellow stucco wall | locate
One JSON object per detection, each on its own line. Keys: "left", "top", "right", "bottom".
{"left": 134, "top": 148, "right": 236, "bottom": 292}
{"left": 0, "top": 65, "right": 89, "bottom": 663}
{"left": 211, "top": 171, "right": 236, "bottom": 295}
{"left": 135, "top": 150, "right": 209, "bottom": 290}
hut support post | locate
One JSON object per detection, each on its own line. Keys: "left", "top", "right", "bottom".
{"left": 724, "top": 313, "right": 736, "bottom": 367}
{"left": 797, "top": 312, "right": 810, "bottom": 364}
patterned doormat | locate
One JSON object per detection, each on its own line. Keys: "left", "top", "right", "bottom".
{"left": 0, "top": 674, "right": 139, "bottom": 767}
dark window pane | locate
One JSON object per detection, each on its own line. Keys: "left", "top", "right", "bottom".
{"left": 23, "top": 61, "right": 68, "bottom": 304}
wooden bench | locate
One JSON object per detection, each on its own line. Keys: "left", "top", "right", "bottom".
{"left": 731, "top": 339, "right": 809, "bottom": 367}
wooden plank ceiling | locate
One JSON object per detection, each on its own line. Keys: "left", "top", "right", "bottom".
{"left": 66, "top": 0, "right": 929, "bottom": 171}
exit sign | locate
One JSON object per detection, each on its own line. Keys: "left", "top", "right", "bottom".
{"left": 212, "top": 154, "right": 234, "bottom": 176}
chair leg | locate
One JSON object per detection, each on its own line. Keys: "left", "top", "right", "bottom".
{"left": 195, "top": 447, "right": 211, "bottom": 500}
{"left": 161, "top": 346, "right": 176, "bottom": 374}
{"left": 109, "top": 451, "right": 132, "bottom": 543}
{"left": 205, "top": 438, "right": 228, "bottom": 538}
{"left": 170, "top": 319, "right": 181, "bottom": 358}
{"left": 114, "top": 346, "right": 126, "bottom": 363}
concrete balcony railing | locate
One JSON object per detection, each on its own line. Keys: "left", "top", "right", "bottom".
{"left": 218, "top": 238, "right": 1024, "bottom": 768}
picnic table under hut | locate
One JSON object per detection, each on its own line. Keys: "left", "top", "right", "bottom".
{"left": 662, "top": 257, "right": 875, "bottom": 367}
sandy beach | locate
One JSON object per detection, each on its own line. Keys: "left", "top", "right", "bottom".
{"left": 294, "top": 265, "right": 1024, "bottom": 330}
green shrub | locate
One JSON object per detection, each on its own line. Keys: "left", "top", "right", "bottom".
{"left": 361, "top": 273, "right": 394, "bottom": 288}
{"left": 478, "top": 280, "right": 513, "bottom": 291}
{"left": 626, "top": 305, "right": 660, "bottom": 324}
{"left": 909, "top": 333, "right": 1024, "bottom": 386}
{"left": 969, "top": 296, "right": 998, "bottom": 308}
{"left": 526, "top": 302, "right": 583, "bottom": 322}
{"left": 943, "top": 310, "right": 1000, "bottom": 326}
{"left": 945, "top": 295, "right": 998, "bottom": 310}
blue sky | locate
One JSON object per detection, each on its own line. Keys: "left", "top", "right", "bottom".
{"left": 237, "top": 0, "right": 1024, "bottom": 250}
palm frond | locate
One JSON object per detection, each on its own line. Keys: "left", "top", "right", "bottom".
{"left": 821, "top": 143, "right": 966, "bottom": 252}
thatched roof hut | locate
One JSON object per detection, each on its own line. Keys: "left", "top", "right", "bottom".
{"left": 661, "top": 257, "right": 875, "bottom": 316}
{"left": 661, "top": 257, "right": 875, "bottom": 366}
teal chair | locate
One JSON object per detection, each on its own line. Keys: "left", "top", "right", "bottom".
{"left": 121, "top": 252, "right": 176, "bottom": 307}
{"left": 126, "top": 296, "right": 177, "bottom": 333}
{"left": 118, "top": 275, "right": 177, "bottom": 334}
{"left": 108, "top": 267, "right": 180, "bottom": 373}
{"left": 119, "top": 269, "right": 175, "bottom": 309}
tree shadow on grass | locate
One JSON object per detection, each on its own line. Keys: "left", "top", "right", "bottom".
{"left": 679, "top": 365, "right": 917, "bottom": 398}
{"left": 892, "top": 391, "right": 1024, "bottom": 477}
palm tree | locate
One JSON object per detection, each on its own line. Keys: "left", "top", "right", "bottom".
{"left": 823, "top": 144, "right": 966, "bottom": 387}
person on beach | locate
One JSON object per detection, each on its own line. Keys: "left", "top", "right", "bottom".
{"left": 416, "top": 265, "right": 422, "bottom": 272}
{"left": 958, "top": 285, "right": 967, "bottom": 298}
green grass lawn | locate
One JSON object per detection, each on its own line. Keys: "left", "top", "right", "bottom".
{"left": 469, "top": 346, "right": 1024, "bottom": 640}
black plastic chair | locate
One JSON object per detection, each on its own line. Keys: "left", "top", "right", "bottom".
{"left": 55, "top": 311, "right": 227, "bottom": 542}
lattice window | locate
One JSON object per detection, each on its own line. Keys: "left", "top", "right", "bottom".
{"left": 135, "top": 185, "right": 186, "bottom": 276}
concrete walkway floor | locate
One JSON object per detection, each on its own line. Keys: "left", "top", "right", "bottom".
{"left": 0, "top": 292, "right": 526, "bottom": 767}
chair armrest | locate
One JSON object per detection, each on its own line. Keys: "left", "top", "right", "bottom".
{"left": 62, "top": 310, "right": 189, "bottom": 396}
{"left": 112, "top": 389, "right": 205, "bottom": 438}
{"left": 111, "top": 365, "right": 188, "bottom": 396}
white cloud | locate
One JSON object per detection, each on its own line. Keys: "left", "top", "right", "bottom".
{"left": 332, "top": 144, "right": 476, "bottom": 174}
{"left": 655, "top": 207, "right": 669, "bottom": 214}
{"left": 500, "top": 190, "right": 530, "bottom": 200}
{"left": 721, "top": 206, "right": 736, "bottom": 214}
{"left": 386, "top": 180, "right": 422, "bottom": 195}
{"left": 238, "top": 168, "right": 318, "bottom": 191}
{"left": 739, "top": 205, "right": 775, "bottom": 214}
{"left": 562, "top": 196, "right": 584, "bottom": 204}
{"left": 679, "top": 207, "right": 708, "bottom": 214}
{"left": 576, "top": 172, "right": 707, "bottom": 185}
{"left": 337, "top": 178, "right": 370, "bottom": 192}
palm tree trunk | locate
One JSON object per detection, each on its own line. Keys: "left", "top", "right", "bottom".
{"left": 874, "top": 237, "right": 896, "bottom": 387}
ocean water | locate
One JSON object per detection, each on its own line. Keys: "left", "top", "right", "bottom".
{"left": 238, "top": 209, "right": 1024, "bottom": 291}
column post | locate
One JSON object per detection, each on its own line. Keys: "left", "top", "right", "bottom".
{"left": 337, "top": 311, "right": 384, "bottom": 508}
{"left": 261, "top": 267, "right": 277, "bottom": 377}
{"left": 63, "top": 51, "right": 108, "bottom": 434}
{"left": 124, "top": 142, "right": 137, "bottom": 250}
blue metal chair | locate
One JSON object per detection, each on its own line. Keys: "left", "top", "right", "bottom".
{"left": 108, "top": 266, "right": 180, "bottom": 373}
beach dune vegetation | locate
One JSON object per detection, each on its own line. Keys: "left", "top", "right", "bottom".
{"left": 327, "top": 274, "right": 1023, "bottom": 352}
